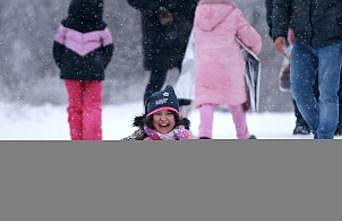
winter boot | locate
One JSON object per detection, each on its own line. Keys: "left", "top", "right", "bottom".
{"left": 248, "top": 134, "right": 257, "bottom": 139}
{"left": 199, "top": 136, "right": 211, "bottom": 139}
{"left": 293, "top": 123, "right": 311, "bottom": 135}
{"left": 335, "top": 125, "right": 342, "bottom": 136}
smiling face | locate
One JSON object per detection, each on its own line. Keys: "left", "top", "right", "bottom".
{"left": 152, "top": 110, "right": 177, "bottom": 134}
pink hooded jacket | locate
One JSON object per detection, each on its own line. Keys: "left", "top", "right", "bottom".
{"left": 194, "top": 0, "right": 262, "bottom": 107}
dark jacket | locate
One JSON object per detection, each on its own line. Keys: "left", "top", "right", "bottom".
{"left": 127, "top": 0, "right": 198, "bottom": 71}
{"left": 265, "top": 0, "right": 274, "bottom": 38}
{"left": 272, "top": 0, "right": 342, "bottom": 47}
{"left": 53, "top": 0, "right": 114, "bottom": 80}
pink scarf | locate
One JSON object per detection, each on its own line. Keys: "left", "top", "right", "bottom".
{"left": 144, "top": 125, "right": 190, "bottom": 140}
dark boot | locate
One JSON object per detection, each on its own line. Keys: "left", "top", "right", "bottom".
{"left": 335, "top": 124, "right": 342, "bottom": 136}
{"left": 293, "top": 123, "right": 311, "bottom": 135}
{"left": 178, "top": 98, "right": 192, "bottom": 106}
{"left": 248, "top": 135, "right": 257, "bottom": 139}
{"left": 293, "top": 100, "right": 311, "bottom": 135}
{"left": 199, "top": 137, "right": 211, "bottom": 139}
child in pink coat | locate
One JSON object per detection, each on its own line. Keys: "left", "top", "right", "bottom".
{"left": 194, "top": 0, "right": 262, "bottom": 139}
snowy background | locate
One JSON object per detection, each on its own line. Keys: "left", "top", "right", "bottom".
{"left": 0, "top": 0, "right": 324, "bottom": 140}
{"left": 3, "top": 101, "right": 341, "bottom": 140}
{"left": 0, "top": 0, "right": 291, "bottom": 110}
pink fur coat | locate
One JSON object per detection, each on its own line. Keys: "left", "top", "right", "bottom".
{"left": 194, "top": 1, "right": 262, "bottom": 107}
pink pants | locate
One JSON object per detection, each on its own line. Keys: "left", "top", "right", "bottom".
{"left": 198, "top": 103, "right": 250, "bottom": 139}
{"left": 65, "top": 80, "right": 102, "bottom": 140}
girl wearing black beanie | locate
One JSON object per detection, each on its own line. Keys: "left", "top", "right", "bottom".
{"left": 53, "top": 0, "right": 114, "bottom": 140}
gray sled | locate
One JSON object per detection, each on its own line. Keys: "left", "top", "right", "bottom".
{"left": 236, "top": 38, "right": 261, "bottom": 112}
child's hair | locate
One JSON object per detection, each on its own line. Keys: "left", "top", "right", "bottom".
{"left": 133, "top": 113, "right": 191, "bottom": 130}
{"left": 144, "top": 111, "right": 181, "bottom": 130}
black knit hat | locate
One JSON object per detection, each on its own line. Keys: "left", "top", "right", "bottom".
{"left": 146, "top": 85, "right": 180, "bottom": 117}
{"left": 62, "top": 0, "right": 106, "bottom": 33}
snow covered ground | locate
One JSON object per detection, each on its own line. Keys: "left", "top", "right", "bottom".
{"left": 1, "top": 102, "right": 341, "bottom": 140}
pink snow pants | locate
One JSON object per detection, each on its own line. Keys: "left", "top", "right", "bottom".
{"left": 65, "top": 80, "right": 102, "bottom": 140}
{"left": 198, "top": 103, "right": 250, "bottom": 139}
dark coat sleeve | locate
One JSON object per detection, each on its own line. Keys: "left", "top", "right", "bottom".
{"left": 127, "top": 0, "right": 161, "bottom": 11}
{"left": 53, "top": 25, "right": 66, "bottom": 69}
{"left": 338, "top": 1, "right": 342, "bottom": 34}
{"left": 271, "top": 0, "right": 291, "bottom": 40}
{"left": 102, "top": 44, "right": 114, "bottom": 69}
{"left": 99, "top": 28, "right": 114, "bottom": 69}
{"left": 265, "top": 0, "right": 273, "bottom": 37}
{"left": 183, "top": 0, "right": 199, "bottom": 20}
{"left": 53, "top": 42, "right": 65, "bottom": 69}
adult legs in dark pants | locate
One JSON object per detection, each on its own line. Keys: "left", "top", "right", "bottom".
{"left": 143, "top": 65, "right": 193, "bottom": 114}
{"left": 143, "top": 68, "right": 168, "bottom": 104}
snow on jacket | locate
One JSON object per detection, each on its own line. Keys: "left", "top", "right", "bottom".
{"left": 53, "top": 25, "right": 113, "bottom": 81}
{"left": 272, "top": 0, "right": 342, "bottom": 48}
{"left": 194, "top": 1, "right": 262, "bottom": 107}
{"left": 265, "top": 0, "right": 295, "bottom": 45}
{"left": 52, "top": 0, "right": 113, "bottom": 81}
{"left": 127, "top": 0, "right": 198, "bottom": 71}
